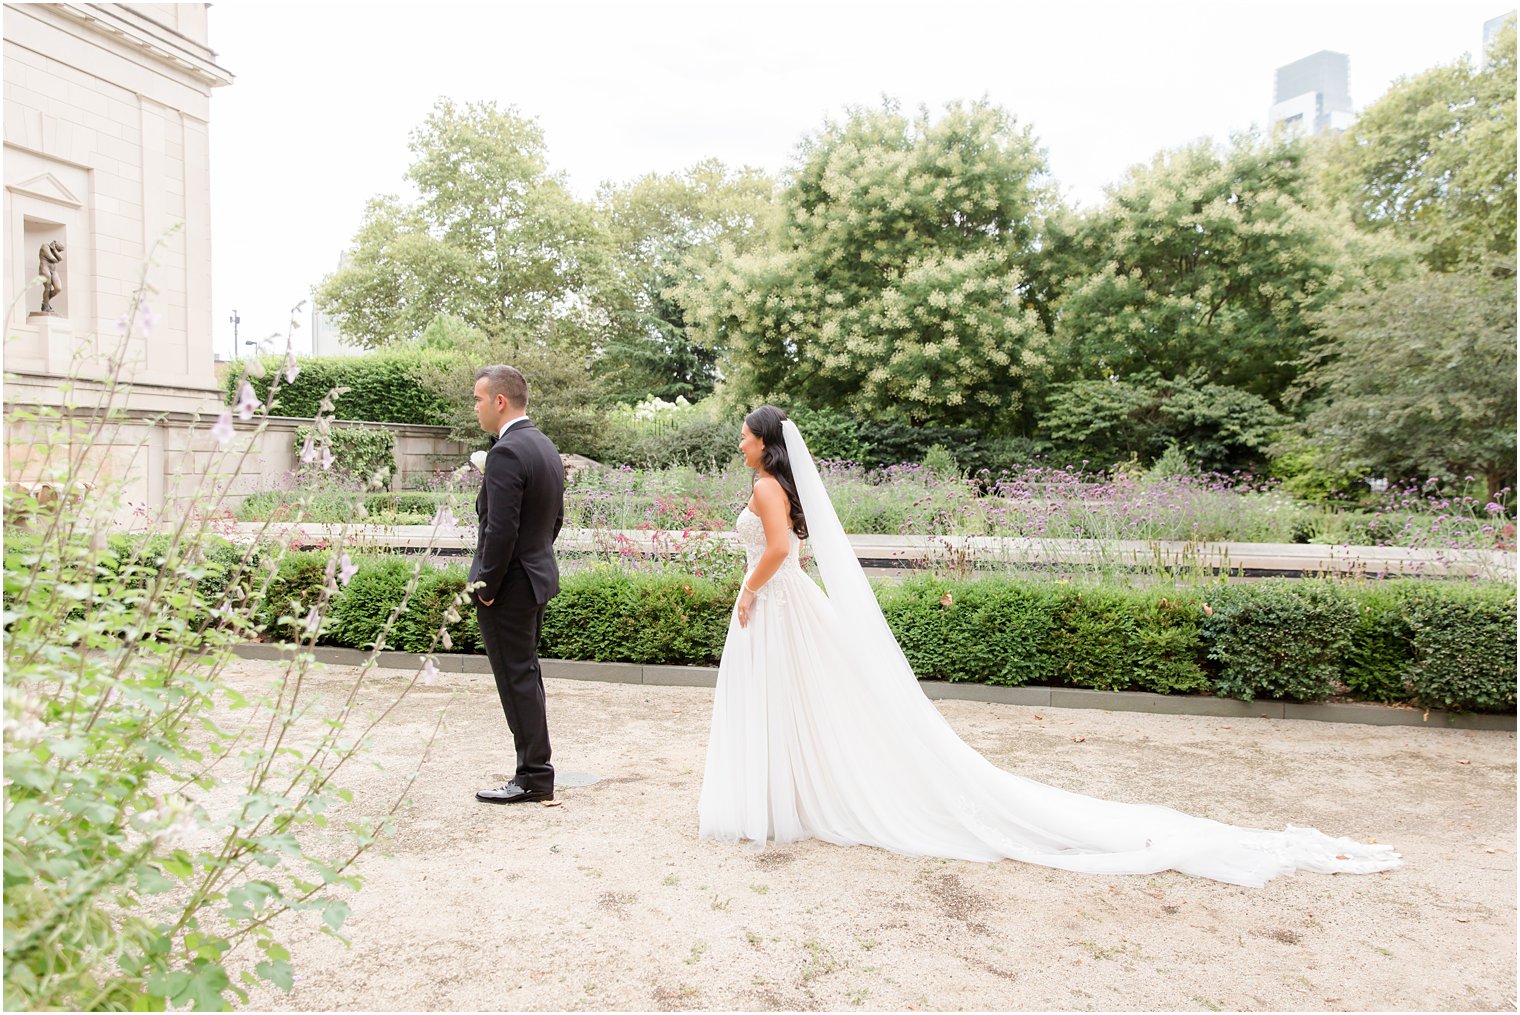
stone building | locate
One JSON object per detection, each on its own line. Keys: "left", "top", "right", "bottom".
{"left": 4, "top": 3, "right": 229, "bottom": 405}
{"left": 3, "top": 4, "right": 466, "bottom": 513}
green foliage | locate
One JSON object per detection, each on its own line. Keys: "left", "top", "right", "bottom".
{"left": 1268, "top": 433, "right": 1364, "bottom": 506}
{"left": 231, "top": 347, "right": 454, "bottom": 425}
{"left": 605, "top": 416, "right": 740, "bottom": 471}
{"left": 1296, "top": 261, "right": 1517, "bottom": 500}
{"left": 688, "top": 99, "right": 1054, "bottom": 428}
{"left": 252, "top": 551, "right": 331, "bottom": 635}
{"left": 4, "top": 320, "right": 443, "bottom": 1011}
{"left": 411, "top": 337, "right": 607, "bottom": 458}
{"left": 326, "top": 557, "right": 414, "bottom": 649}
{"left": 292, "top": 424, "right": 397, "bottom": 484}
{"left": 1402, "top": 583, "right": 1517, "bottom": 712}
{"left": 1344, "top": 585, "right": 1416, "bottom": 703}
{"left": 1319, "top": 19, "right": 1516, "bottom": 271}
{"left": 1044, "top": 132, "right": 1395, "bottom": 404}
{"left": 921, "top": 444, "right": 961, "bottom": 478}
{"left": 1043, "top": 375, "right": 1284, "bottom": 473}
{"left": 390, "top": 565, "right": 480, "bottom": 654}
{"left": 315, "top": 99, "right": 605, "bottom": 351}
{"left": 1043, "top": 377, "right": 1162, "bottom": 468}
{"left": 1157, "top": 379, "right": 1285, "bottom": 474}
{"left": 783, "top": 406, "right": 867, "bottom": 463}
{"left": 878, "top": 576, "right": 1061, "bottom": 686}
{"left": 540, "top": 567, "right": 736, "bottom": 664}
{"left": 1201, "top": 580, "right": 1357, "bottom": 702}
{"left": 596, "top": 160, "right": 778, "bottom": 403}
{"left": 91, "top": 539, "right": 1516, "bottom": 713}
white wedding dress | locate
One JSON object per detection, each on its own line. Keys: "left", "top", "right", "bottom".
{"left": 698, "top": 421, "right": 1401, "bottom": 887}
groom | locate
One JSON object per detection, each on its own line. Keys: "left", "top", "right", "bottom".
{"left": 468, "top": 365, "right": 565, "bottom": 804}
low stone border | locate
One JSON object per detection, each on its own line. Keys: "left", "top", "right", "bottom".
{"left": 231, "top": 644, "right": 1517, "bottom": 732}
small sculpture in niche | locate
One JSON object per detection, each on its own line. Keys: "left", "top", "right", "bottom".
{"left": 37, "top": 240, "right": 64, "bottom": 314}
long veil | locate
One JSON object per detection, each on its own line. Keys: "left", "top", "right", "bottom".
{"left": 781, "top": 419, "right": 920, "bottom": 689}
{"left": 776, "top": 418, "right": 1401, "bottom": 887}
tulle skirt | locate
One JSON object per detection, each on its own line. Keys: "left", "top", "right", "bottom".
{"left": 697, "top": 567, "right": 1401, "bottom": 888}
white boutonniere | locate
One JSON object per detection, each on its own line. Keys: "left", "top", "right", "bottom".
{"left": 470, "top": 450, "right": 488, "bottom": 473}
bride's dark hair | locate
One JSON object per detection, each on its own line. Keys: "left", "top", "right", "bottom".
{"left": 744, "top": 405, "right": 808, "bottom": 540}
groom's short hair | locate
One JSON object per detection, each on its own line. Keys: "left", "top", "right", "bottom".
{"left": 475, "top": 364, "right": 528, "bottom": 409}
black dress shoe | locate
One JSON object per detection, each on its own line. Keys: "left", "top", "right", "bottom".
{"left": 475, "top": 783, "right": 554, "bottom": 804}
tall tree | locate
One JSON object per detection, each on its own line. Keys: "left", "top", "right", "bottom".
{"left": 1317, "top": 19, "right": 1516, "bottom": 271}
{"left": 595, "top": 160, "right": 777, "bottom": 403}
{"left": 685, "top": 100, "right": 1054, "bottom": 430}
{"left": 1042, "top": 133, "right": 1403, "bottom": 405}
{"left": 1294, "top": 260, "right": 1516, "bottom": 500}
{"left": 316, "top": 99, "right": 607, "bottom": 352}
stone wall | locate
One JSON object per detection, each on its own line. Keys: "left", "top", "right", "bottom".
{"left": 4, "top": 407, "right": 471, "bottom": 523}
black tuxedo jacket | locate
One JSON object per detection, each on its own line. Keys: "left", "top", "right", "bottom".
{"left": 469, "top": 421, "right": 565, "bottom": 605}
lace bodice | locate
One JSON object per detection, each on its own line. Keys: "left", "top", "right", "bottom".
{"left": 736, "top": 506, "right": 803, "bottom": 577}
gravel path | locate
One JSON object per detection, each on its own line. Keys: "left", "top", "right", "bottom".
{"left": 228, "top": 659, "right": 1516, "bottom": 1012}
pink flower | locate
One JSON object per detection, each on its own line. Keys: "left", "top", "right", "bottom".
{"left": 300, "top": 433, "right": 317, "bottom": 464}
{"left": 421, "top": 657, "right": 439, "bottom": 686}
{"left": 211, "top": 409, "right": 234, "bottom": 447}
{"left": 337, "top": 552, "right": 359, "bottom": 586}
{"left": 283, "top": 349, "right": 301, "bottom": 383}
{"left": 321, "top": 445, "right": 335, "bottom": 471}
{"left": 235, "top": 381, "right": 261, "bottom": 422}
{"left": 432, "top": 505, "right": 458, "bottom": 527}
{"left": 139, "top": 302, "right": 159, "bottom": 336}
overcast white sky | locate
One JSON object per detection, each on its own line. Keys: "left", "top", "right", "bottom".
{"left": 206, "top": 0, "right": 1508, "bottom": 360}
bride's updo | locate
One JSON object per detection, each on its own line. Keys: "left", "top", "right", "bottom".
{"left": 744, "top": 405, "right": 808, "bottom": 540}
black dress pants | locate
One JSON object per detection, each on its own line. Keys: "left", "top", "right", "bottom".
{"left": 476, "top": 564, "right": 553, "bottom": 792}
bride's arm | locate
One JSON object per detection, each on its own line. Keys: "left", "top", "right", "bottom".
{"left": 736, "top": 477, "right": 791, "bottom": 626}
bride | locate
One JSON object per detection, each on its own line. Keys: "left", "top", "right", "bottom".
{"left": 698, "top": 406, "right": 1401, "bottom": 887}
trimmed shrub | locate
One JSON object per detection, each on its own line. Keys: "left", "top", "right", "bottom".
{"left": 1201, "top": 580, "right": 1357, "bottom": 702}
{"left": 1402, "top": 584, "right": 1517, "bottom": 713}
{"left": 293, "top": 424, "right": 397, "bottom": 483}
{"left": 391, "top": 565, "right": 480, "bottom": 654}
{"left": 229, "top": 347, "right": 455, "bottom": 425}
{"left": 1344, "top": 584, "right": 1416, "bottom": 703}
{"left": 1129, "top": 588, "right": 1211, "bottom": 694}
{"left": 251, "top": 551, "right": 331, "bottom": 636}
{"left": 126, "top": 533, "right": 1512, "bottom": 712}
{"left": 326, "top": 556, "right": 415, "bottom": 650}
{"left": 540, "top": 567, "right": 735, "bottom": 664}
{"left": 878, "top": 576, "right": 1061, "bottom": 686}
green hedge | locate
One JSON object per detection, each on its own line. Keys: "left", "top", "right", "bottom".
{"left": 227, "top": 348, "right": 455, "bottom": 425}
{"left": 58, "top": 536, "right": 1510, "bottom": 713}
{"left": 291, "top": 424, "right": 397, "bottom": 482}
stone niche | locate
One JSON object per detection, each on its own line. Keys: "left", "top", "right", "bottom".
{"left": 4, "top": 151, "right": 92, "bottom": 374}
{"left": 23, "top": 216, "right": 67, "bottom": 318}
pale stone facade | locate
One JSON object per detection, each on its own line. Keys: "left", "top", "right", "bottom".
{"left": 4, "top": 3, "right": 230, "bottom": 405}
{"left": 3, "top": 5, "right": 467, "bottom": 514}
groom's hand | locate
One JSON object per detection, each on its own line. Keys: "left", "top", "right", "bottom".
{"left": 478, "top": 595, "right": 495, "bottom": 606}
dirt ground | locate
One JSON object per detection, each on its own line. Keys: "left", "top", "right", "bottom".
{"left": 228, "top": 659, "right": 1516, "bottom": 1012}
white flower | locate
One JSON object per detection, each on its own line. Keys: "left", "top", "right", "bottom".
{"left": 283, "top": 349, "right": 301, "bottom": 383}
{"left": 321, "top": 445, "right": 335, "bottom": 471}
{"left": 469, "top": 451, "right": 488, "bottom": 473}
{"left": 337, "top": 553, "right": 359, "bottom": 586}
{"left": 3, "top": 713, "right": 44, "bottom": 744}
{"left": 420, "top": 657, "right": 439, "bottom": 686}
{"left": 300, "top": 433, "right": 318, "bottom": 464}
{"left": 211, "top": 410, "right": 235, "bottom": 447}
{"left": 235, "top": 381, "right": 261, "bottom": 422}
{"left": 431, "top": 505, "right": 458, "bottom": 528}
